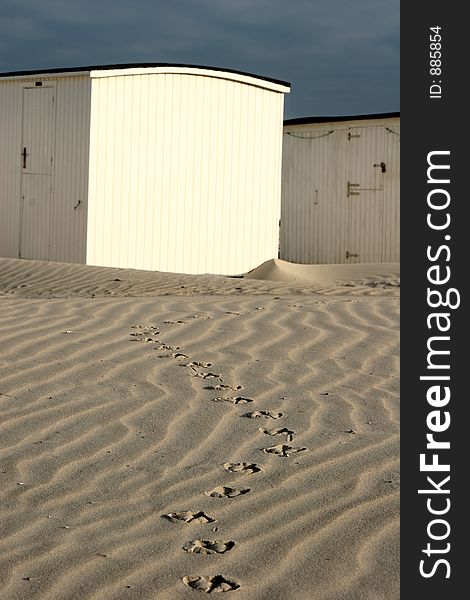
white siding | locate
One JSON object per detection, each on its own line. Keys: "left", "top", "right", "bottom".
{"left": 50, "top": 76, "right": 91, "bottom": 263}
{"left": 381, "top": 123, "right": 400, "bottom": 262}
{"left": 280, "top": 117, "right": 400, "bottom": 264}
{"left": 86, "top": 70, "right": 286, "bottom": 275}
{"left": 0, "top": 80, "right": 23, "bottom": 258}
{"left": 0, "top": 74, "right": 91, "bottom": 263}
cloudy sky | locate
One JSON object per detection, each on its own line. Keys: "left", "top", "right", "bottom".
{"left": 1, "top": 0, "right": 399, "bottom": 119}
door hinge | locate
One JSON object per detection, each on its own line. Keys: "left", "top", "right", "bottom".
{"left": 347, "top": 181, "right": 384, "bottom": 196}
{"left": 348, "top": 132, "right": 361, "bottom": 140}
{"left": 347, "top": 181, "right": 361, "bottom": 197}
{"left": 346, "top": 250, "right": 359, "bottom": 259}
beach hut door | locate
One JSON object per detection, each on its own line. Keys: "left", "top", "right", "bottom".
{"left": 19, "top": 86, "right": 55, "bottom": 260}
{"left": 345, "top": 126, "right": 385, "bottom": 263}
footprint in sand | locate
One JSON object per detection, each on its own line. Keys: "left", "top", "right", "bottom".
{"left": 157, "top": 352, "right": 190, "bottom": 359}
{"left": 182, "top": 575, "right": 240, "bottom": 593}
{"left": 154, "top": 343, "right": 181, "bottom": 351}
{"left": 183, "top": 540, "right": 235, "bottom": 555}
{"left": 188, "top": 314, "right": 212, "bottom": 320}
{"left": 182, "top": 361, "right": 212, "bottom": 368}
{"left": 204, "top": 486, "right": 250, "bottom": 498}
{"left": 163, "top": 320, "right": 188, "bottom": 324}
{"left": 129, "top": 329, "right": 160, "bottom": 342}
{"left": 262, "top": 444, "right": 306, "bottom": 457}
{"left": 191, "top": 372, "right": 223, "bottom": 380}
{"left": 223, "top": 462, "right": 261, "bottom": 474}
{"left": 204, "top": 384, "right": 243, "bottom": 391}
{"left": 131, "top": 325, "right": 159, "bottom": 333}
{"left": 259, "top": 427, "right": 295, "bottom": 442}
{"left": 161, "top": 511, "right": 216, "bottom": 524}
{"left": 241, "top": 411, "right": 283, "bottom": 419}
{"left": 212, "top": 397, "right": 253, "bottom": 404}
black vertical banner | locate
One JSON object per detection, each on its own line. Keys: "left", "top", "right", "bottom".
{"left": 401, "top": 4, "right": 467, "bottom": 597}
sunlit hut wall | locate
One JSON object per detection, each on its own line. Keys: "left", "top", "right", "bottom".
{"left": 0, "top": 64, "right": 290, "bottom": 275}
{"left": 280, "top": 113, "right": 400, "bottom": 264}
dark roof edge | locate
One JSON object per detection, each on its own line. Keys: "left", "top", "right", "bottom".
{"left": 284, "top": 112, "right": 400, "bottom": 125}
{"left": 0, "top": 62, "right": 290, "bottom": 88}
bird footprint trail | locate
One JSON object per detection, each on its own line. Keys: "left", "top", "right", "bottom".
{"left": 130, "top": 319, "right": 307, "bottom": 595}
{"left": 182, "top": 575, "right": 240, "bottom": 593}
{"left": 130, "top": 323, "right": 247, "bottom": 592}
{"left": 262, "top": 444, "right": 307, "bottom": 457}
{"left": 223, "top": 462, "right": 261, "bottom": 474}
{"left": 161, "top": 511, "right": 216, "bottom": 524}
{"left": 183, "top": 540, "right": 235, "bottom": 555}
{"left": 204, "top": 486, "right": 250, "bottom": 498}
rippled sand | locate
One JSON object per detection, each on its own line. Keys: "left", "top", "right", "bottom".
{"left": 0, "top": 258, "right": 399, "bottom": 599}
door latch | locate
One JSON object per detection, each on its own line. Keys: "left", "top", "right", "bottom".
{"left": 373, "top": 162, "right": 386, "bottom": 173}
{"left": 22, "top": 147, "right": 27, "bottom": 169}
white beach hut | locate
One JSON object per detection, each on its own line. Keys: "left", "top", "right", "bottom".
{"left": 280, "top": 113, "right": 400, "bottom": 264}
{"left": 0, "top": 63, "right": 290, "bottom": 275}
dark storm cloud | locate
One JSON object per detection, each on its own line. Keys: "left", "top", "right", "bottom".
{"left": 0, "top": 0, "right": 399, "bottom": 117}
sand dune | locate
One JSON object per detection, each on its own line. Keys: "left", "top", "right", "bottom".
{"left": 245, "top": 258, "right": 400, "bottom": 287}
{"left": 0, "top": 258, "right": 399, "bottom": 599}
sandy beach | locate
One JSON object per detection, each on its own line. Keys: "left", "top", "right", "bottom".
{"left": 0, "top": 257, "right": 399, "bottom": 599}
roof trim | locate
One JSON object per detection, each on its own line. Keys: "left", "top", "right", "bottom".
{"left": 0, "top": 62, "right": 290, "bottom": 91}
{"left": 89, "top": 66, "right": 290, "bottom": 93}
{"left": 284, "top": 112, "right": 399, "bottom": 125}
